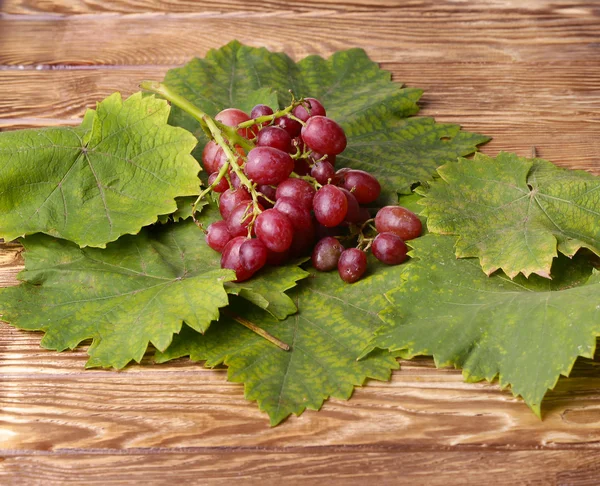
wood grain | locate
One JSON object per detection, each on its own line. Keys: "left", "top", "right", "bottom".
{"left": 1, "top": 3, "right": 599, "bottom": 66}
{"left": 1, "top": 451, "right": 600, "bottom": 485}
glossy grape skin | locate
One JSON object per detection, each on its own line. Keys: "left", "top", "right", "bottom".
{"left": 340, "top": 188, "right": 361, "bottom": 224}
{"left": 202, "top": 141, "right": 221, "bottom": 173}
{"left": 208, "top": 172, "right": 229, "bottom": 193}
{"left": 215, "top": 108, "right": 255, "bottom": 139}
{"left": 372, "top": 232, "right": 408, "bottom": 265}
{"left": 341, "top": 170, "right": 381, "bottom": 204}
{"left": 229, "top": 170, "right": 242, "bottom": 189}
{"left": 276, "top": 116, "right": 303, "bottom": 138}
{"left": 255, "top": 209, "right": 294, "bottom": 253}
{"left": 311, "top": 161, "right": 336, "bottom": 185}
{"left": 338, "top": 248, "right": 368, "bottom": 283}
{"left": 312, "top": 236, "right": 345, "bottom": 271}
{"left": 250, "top": 104, "right": 274, "bottom": 120}
{"left": 221, "top": 236, "right": 254, "bottom": 282}
{"left": 226, "top": 201, "right": 258, "bottom": 237}
{"left": 292, "top": 98, "right": 326, "bottom": 122}
{"left": 257, "top": 126, "right": 292, "bottom": 153}
{"left": 274, "top": 197, "right": 313, "bottom": 231}
{"left": 239, "top": 238, "right": 268, "bottom": 274}
{"left": 219, "top": 187, "right": 251, "bottom": 220}
{"left": 244, "top": 146, "right": 294, "bottom": 185}
{"left": 275, "top": 178, "right": 316, "bottom": 211}
{"left": 313, "top": 185, "right": 348, "bottom": 227}
{"left": 206, "top": 220, "right": 232, "bottom": 253}
{"left": 375, "top": 206, "right": 422, "bottom": 241}
{"left": 301, "top": 116, "right": 347, "bottom": 155}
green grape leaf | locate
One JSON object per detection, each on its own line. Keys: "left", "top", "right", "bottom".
{"left": 0, "top": 92, "right": 201, "bottom": 247}
{"left": 163, "top": 40, "right": 489, "bottom": 201}
{"left": 363, "top": 234, "right": 600, "bottom": 416}
{"left": 156, "top": 261, "right": 407, "bottom": 425}
{"left": 0, "top": 221, "right": 234, "bottom": 369}
{"left": 419, "top": 152, "right": 600, "bottom": 278}
{"left": 156, "top": 196, "right": 204, "bottom": 224}
{"left": 195, "top": 201, "right": 310, "bottom": 319}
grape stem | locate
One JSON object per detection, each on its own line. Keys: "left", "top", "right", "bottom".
{"left": 223, "top": 309, "right": 290, "bottom": 351}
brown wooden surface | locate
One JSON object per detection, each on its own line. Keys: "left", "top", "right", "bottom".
{"left": 1, "top": 1, "right": 600, "bottom": 484}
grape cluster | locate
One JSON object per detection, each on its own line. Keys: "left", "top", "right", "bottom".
{"left": 201, "top": 98, "right": 422, "bottom": 283}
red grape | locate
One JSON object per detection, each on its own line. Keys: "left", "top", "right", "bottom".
{"left": 239, "top": 238, "right": 268, "bottom": 274}
{"left": 340, "top": 188, "right": 361, "bottom": 224}
{"left": 311, "top": 161, "right": 336, "bottom": 185}
{"left": 206, "top": 220, "right": 232, "bottom": 253}
{"left": 338, "top": 248, "right": 368, "bottom": 283}
{"left": 313, "top": 185, "right": 348, "bottom": 227}
{"left": 257, "top": 184, "right": 277, "bottom": 208}
{"left": 374, "top": 206, "right": 422, "bottom": 241}
{"left": 274, "top": 197, "right": 313, "bottom": 231}
{"left": 250, "top": 104, "right": 274, "bottom": 119}
{"left": 289, "top": 224, "right": 316, "bottom": 257}
{"left": 371, "top": 232, "right": 408, "bottom": 265}
{"left": 244, "top": 146, "right": 294, "bottom": 185}
{"left": 221, "top": 236, "right": 255, "bottom": 282}
{"left": 301, "top": 116, "right": 347, "bottom": 155}
{"left": 226, "top": 201, "right": 259, "bottom": 237}
{"left": 341, "top": 170, "right": 381, "bottom": 204}
{"left": 255, "top": 209, "right": 294, "bottom": 253}
{"left": 276, "top": 116, "right": 303, "bottom": 138}
{"left": 257, "top": 126, "right": 292, "bottom": 153}
{"left": 215, "top": 108, "right": 255, "bottom": 139}
{"left": 312, "top": 236, "right": 344, "bottom": 271}
{"left": 208, "top": 171, "right": 229, "bottom": 193}
{"left": 219, "top": 187, "right": 251, "bottom": 220}
{"left": 293, "top": 158, "right": 311, "bottom": 176}
{"left": 275, "top": 178, "right": 316, "bottom": 210}
{"left": 293, "top": 98, "right": 326, "bottom": 122}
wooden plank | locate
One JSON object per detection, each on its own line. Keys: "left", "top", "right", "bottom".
{"left": 1, "top": 451, "right": 600, "bottom": 485}
{"left": 0, "top": 4, "right": 599, "bottom": 66}
{"left": 1, "top": 64, "right": 598, "bottom": 173}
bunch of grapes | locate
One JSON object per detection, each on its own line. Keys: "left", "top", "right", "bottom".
{"left": 200, "top": 97, "right": 422, "bottom": 283}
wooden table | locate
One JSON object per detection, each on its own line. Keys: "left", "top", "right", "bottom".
{"left": 1, "top": 1, "right": 599, "bottom": 483}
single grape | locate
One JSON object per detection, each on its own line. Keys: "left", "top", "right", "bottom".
{"left": 371, "top": 232, "right": 408, "bottom": 265}
{"left": 276, "top": 116, "right": 303, "bottom": 138}
{"left": 206, "top": 220, "right": 232, "bottom": 253}
{"left": 275, "top": 178, "right": 316, "bottom": 211}
{"left": 229, "top": 170, "right": 242, "bottom": 189}
{"left": 338, "top": 248, "right": 368, "bottom": 283}
{"left": 250, "top": 104, "right": 274, "bottom": 119}
{"left": 221, "top": 236, "right": 254, "bottom": 282}
{"left": 226, "top": 201, "right": 259, "bottom": 237}
{"left": 313, "top": 185, "right": 348, "bottom": 227}
{"left": 374, "top": 206, "right": 422, "bottom": 241}
{"left": 357, "top": 207, "right": 371, "bottom": 225}
{"left": 340, "top": 188, "right": 361, "bottom": 224}
{"left": 341, "top": 170, "right": 381, "bottom": 204}
{"left": 219, "top": 187, "right": 251, "bottom": 220}
{"left": 257, "top": 126, "right": 292, "bottom": 153}
{"left": 255, "top": 209, "right": 294, "bottom": 253}
{"left": 208, "top": 171, "right": 229, "bottom": 193}
{"left": 244, "top": 146, "right": 294, "bottom": 185}
{"left": 239, "top": 238, "right": 268, "bottom": 274}
{"left": 292, "top": 98, "right": 326, "bottom": 122}
{"left": 312, "top": 236, "right": 345, "bottom": 271}
{"left": 215, "top": 108, "right": 255, "bottom": 139}
{"left": 202, "top": 141, "right": 221, "bottom": 173}
{"left": 301, "top": 116, "right": 347, "bottom": 155}
{"left": 274, "top": 197, "right": 313, "bottom": 231}
{"left": 311, "top": 160, "right": 336, "bottom": 185}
